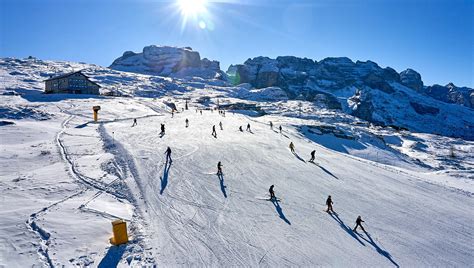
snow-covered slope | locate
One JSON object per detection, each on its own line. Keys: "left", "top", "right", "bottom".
{"left": 1, "top": 56, "right": 473, "bottom": 267}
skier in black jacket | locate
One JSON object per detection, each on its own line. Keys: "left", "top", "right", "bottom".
{"left": 269, "top": 185, "right": 275, "bottom": 200}
{"left": 217, "top": 161, "right": 223, "bottom": 175}
{"left": 212, "top": 125, "right": 217, "bottom": 137}
{"left": 325, "top": 195, "right": 334, "bottom": 213}
{"left": 165, "top": 147, "right": 172, "bottom": 163}
{"left": 309, "top": 150, "right": 316, "bottom": 162}
{"left": 353, "top": 216, "right": 366, "bottom": 232}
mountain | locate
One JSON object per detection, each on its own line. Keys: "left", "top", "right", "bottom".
{"left": 227, "top": 56, "right": 474, "bottom": 140}
{"left": 421, "top": 83, "right": 474, "bottom": 108}
{"left": 110, "top": 45, "right": 225, "bottom": 80}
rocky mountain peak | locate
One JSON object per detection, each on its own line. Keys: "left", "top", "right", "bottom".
{"left": 110, "top": 45, "right": 224, "bottom": 79}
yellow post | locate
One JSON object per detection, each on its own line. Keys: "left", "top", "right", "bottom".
{"left": 109, "top": 219, "right": 128, "bottom": 245}
{"left": 92, "top": 106, "right": 101, "bottom": 122}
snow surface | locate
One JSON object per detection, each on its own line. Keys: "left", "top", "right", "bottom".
{"left": 1, "top": 57, "right": 473, "bottom": 267}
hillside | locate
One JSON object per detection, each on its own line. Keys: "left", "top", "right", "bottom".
{"left": 0, "top": 56, "right": 473, "bottom": 267}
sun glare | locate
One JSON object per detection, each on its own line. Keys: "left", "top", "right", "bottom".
{"left": 178, "top": 0, "right": 207, "bottom": 17}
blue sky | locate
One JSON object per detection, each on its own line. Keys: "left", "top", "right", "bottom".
{"left": 1, "top": 0, "right": 473, "bottom": 86}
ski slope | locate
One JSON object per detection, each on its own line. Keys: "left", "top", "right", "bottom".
{"left": 102, "top": 104, "right": 473, "bottom": 267}
{"left": 1, "top": 57, "right": 473, "bottom": 266}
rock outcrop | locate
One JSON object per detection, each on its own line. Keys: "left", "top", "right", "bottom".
{"left": 227, "top": 56, "right": 402, "bottom": 99}
{"left": 227, "top": 55, "right": 474, "bottom": 140}
{"left": 400, "top": 69, "right": 423, "bottom": 91}
{"left": 110, "top": 45, "right": 224, "bottom": 79}
{"left": 420, "top": 83, "right": 474, "bottom": 108}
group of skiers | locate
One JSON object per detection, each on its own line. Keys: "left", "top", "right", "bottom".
{"left": 288, "top": 142, "right": 317, "bottom": 163}
{"left": 269, "top": 186, "right": 366, "bottom": 232}
{"left": 324, "top": 195, "right": 365, "bottom": 232}
{"left": 139, "top": 104, "right": 369, "bottom": 233}
{"left": 269, "top": 121, "right": 283, "bottom": 133}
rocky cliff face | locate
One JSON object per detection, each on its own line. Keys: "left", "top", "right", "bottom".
{"left": 400, "top": 68, "right": 424, "bottom": 91}
{"left": 227, "top": 56, "right": 402, "bottom": 98}
{"left": 420, "top": 83, "right": 474, "bottom": 108}
{"left": 227, "top": 56, "right": 474, "bottom": 139}
{"left": 110, "top": 45, "right": 224, "bottom": 79}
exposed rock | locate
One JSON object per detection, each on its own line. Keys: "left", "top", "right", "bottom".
{"left": 311, "top": 91, "right": 342, "bottom": 109}
{"left": 244, "top": 87, "right": 288, "bottom": 101}
{"left": 421, "top": 83, "right": 474, "bottom": 108}
{"left": 347, "top": 90, "right": 375, "bottom": 122}
{"left": 410, "top": 102, "right": 440, "bottom": 115}
{"left": 0, "top": 120, "right": 15, "bottom": 126}
{"left": 227, "top": 56, "right": 403, "bottom": 100}
{"left": 304, "top": 125, "right": 355, "bottom": 140}
{"left": 110, "top": 45, "right": 224, "bottom": 79}
{"left": 219, "top": 102, "right": 265, "bottom": 115}
{"left": 400, "top": 69, "right": 423, "bottom": 91}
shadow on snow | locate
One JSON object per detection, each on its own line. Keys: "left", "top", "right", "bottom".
{"left": 271, "top": 199, "right": 291, "bottom": 225}
{"left": 97, "top": 245, "right": 126, "bottom": 268}
{"left": 160, "top": 158, "right": 172, "bottom": 195}
{"left": 357, "top": 232, "right": 399, "bottom": 267}
{"left": 311, "top": 162, "right": 339, "bottom": 180}
{"left": 292, "top": 152, "right": 306, "bottom": 163}
{"left": 329, "top": 212, "right": 365, "bottom": 246}
{"left": 217, "top": 173, "right": 227, "bottom": 198}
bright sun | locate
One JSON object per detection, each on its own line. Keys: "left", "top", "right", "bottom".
{"left": 177, "top": 0, "right": 207, "bottom": 16}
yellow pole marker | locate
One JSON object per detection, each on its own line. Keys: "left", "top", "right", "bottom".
{"left": 93, "top": 106, "right": 101, "bottom": 122}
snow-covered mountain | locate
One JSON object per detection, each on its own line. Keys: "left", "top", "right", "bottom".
{"left": 1, "top": 52, "right": 473, "bottom": 267}
{"left": 110, "top": 45, "right": 225, "bottom": 80}
{"left": 227, "top": 56, "right": 474, "bottom": 140}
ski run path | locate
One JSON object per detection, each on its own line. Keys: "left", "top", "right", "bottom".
{"left": 1, "top": 97, "right": 473, "bottom": 267}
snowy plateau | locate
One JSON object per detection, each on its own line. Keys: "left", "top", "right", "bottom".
{"left": 0, "top": 46, "right": 473, "bottom": 267}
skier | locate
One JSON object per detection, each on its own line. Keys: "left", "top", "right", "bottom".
{"left": 171, "top": 110, "right": 174, "bottom": 118}
{"left": 160, "top": 123, "right": 165, "bottom": 134}
{"left": 289, "top": 142, "right": 295, "bottom": 153}
{"left": 212, "top": 125, "right": 217, "bottom": 138}
{"left": 219, "top": 121, "right": 223, "bottom": 130}
{"left": 132, "top": 118, "right": 137, "bottom": 127}
{"left": 200, "top": 110, "right": 203, "bottom": 115}
{"left": 279, "top": 125, "right": 282, "bottom": 133}
{"left": 239, "top": 126, "right": 243, "bottom": 132}
{"left": 185, "top": 118, "right": 189, "bottom": 128}
{"left": 165, "top": 147, "right": 172, "bottom": 163}
{"left": 269, "top": 121, "right": 273, "bottom": 129}
{"left": 269, "top": 185, "right": 275, "bottom": 200}
{"left": 309, "top": 150, "right": 316, "bottom": 162}
{"left": 217, "top": 161, "right": 223, "bottom": 175}
{"left": 223, "top": 111, "right": 226, "bottom": 117}
{"left": 246, "top": 123, "right": 251, "bottom": 132}
{"left": 353, "top": 216, "right": 366, "bottom": 232}
{"left": 325, "top": 195, "right": 334, "bottom": 213}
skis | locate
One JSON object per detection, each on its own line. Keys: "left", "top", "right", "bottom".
{"left": 203, "top": 172, "right": 220, "bottom": 175}
{"left": 256, "top": 197, "right": 282, "bottom": 202}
